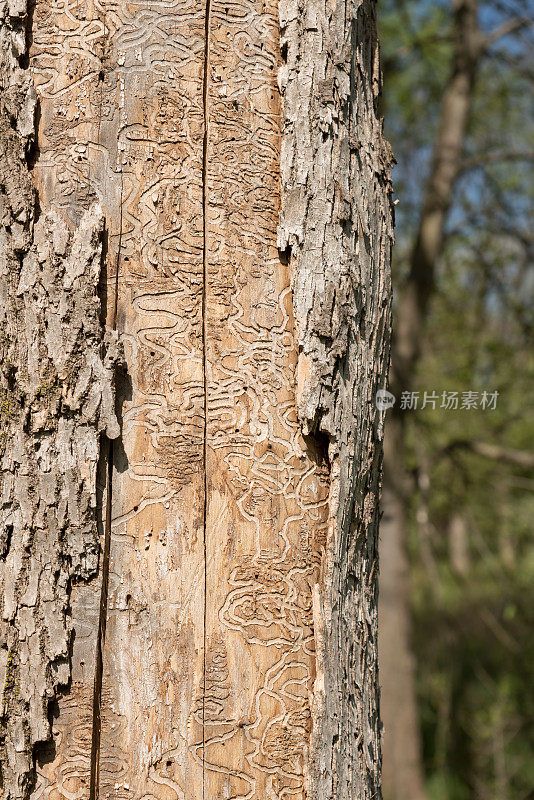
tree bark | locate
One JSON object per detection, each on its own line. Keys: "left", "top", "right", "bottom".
{"left": 0, "top": 0, "right": 393, "bottom": 798}
{"left": 379, "top": 1, "right": 481, "bottom": 798}
{"left": 0, "top": 3, "right": 122, "bottom": 796}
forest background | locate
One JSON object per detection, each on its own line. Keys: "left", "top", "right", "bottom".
{"left": 378, "top": 1, "right": 533, "bottom": 799}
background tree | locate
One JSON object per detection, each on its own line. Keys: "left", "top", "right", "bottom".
{"left": 378, "top": 0, "right": 534, "bottom": 798}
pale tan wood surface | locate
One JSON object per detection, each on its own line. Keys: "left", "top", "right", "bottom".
{"left": 201, "top": 2, "right": 329, "bottom": 796}
{"left": 27, "top": 1, "right": 329, "bottom": 799}
{"left": 97, "top": 3, "right": 206, "bottom": 796}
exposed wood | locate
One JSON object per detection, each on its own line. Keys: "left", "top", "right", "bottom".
{"left": 1, "top": 0, "right": 393, "bottom": 797}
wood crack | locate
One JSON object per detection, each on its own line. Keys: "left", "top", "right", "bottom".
{"left": 201, "top": 0, "right": 212, "bottom": 795}
{"left": 89, "top": 165, "right": 123, "bottom": 800}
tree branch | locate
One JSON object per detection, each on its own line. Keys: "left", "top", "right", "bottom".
{"left": 442, "top": 440, "right": 534, "bottom": 469}
{"left": 483, "top": 16, "right": 532, "bottom": 49}
{"left": 460, "top": 149, "right": 534, "bottom": 171}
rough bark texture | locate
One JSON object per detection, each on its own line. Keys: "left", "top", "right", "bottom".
{"left": 0, "top": 0, "right": 392, "bottom": 797}
{"left": 0, "top": 2, "right": 121, "bottom": 797}
{"left": 278, "top": 0, "right": 393, "bottom": 796}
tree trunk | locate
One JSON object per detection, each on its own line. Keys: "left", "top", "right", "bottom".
{"left": 379, "top": 1, "right": 481, "bottom": 798}
{"left": 379, "top": 421, "right": 428, "bottom": 800}
{"left": 0, "top": 1, "right": 393, "bottom": 798}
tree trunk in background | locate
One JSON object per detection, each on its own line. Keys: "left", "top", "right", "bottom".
{"left": 379, "top": 1, "right": 481, "bottom": 798}
{"left": 379, "top": 422, "right": 428, "bottom": 800}
{"left": 0, "top": 1, "right": 393, "bottom": 798}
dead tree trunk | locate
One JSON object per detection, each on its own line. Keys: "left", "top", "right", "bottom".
{"left": 0, "top": 0, "right": 393, "bottom": 798}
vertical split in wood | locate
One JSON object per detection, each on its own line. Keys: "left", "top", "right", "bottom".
{"left": 89, "top": 121, "right": 124, "bottom": 800}
{"left": 88, "top": 438, "right": 112, "bottom": 800}
{"left": 201, "top": 0, "right": 213, "bottom": 792}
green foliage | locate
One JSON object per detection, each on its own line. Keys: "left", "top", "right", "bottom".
{"left": 379, "top": 1, "right": 534, "bottom": 798}
{"left": 407, "top": 271, "right": 534, "bottom": 799}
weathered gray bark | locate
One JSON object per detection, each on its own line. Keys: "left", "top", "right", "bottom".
{"left": 0, "top": 2, "right": 121, "bottom": 797}
{"left": 278, "top": 0, "right": 394, "bottom": 796}
{"left": 1, "top": 0, "right": 393, "bottom": 797}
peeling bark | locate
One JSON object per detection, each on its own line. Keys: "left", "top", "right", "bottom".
{"left": 278, "top": 0, "right": 394, "bottom": 796}
{"left": 0, "top": 3, "right": 121, "bottom": 796}
{"left": 1, "top": 0, "right": 392, "bottom": 796}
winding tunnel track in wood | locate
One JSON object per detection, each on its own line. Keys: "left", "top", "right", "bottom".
{"left": 201, "top": 0, "right": 212, "bottom": 794}
{"left": 89, "top": 1, "right": 213, "bottom": 796}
